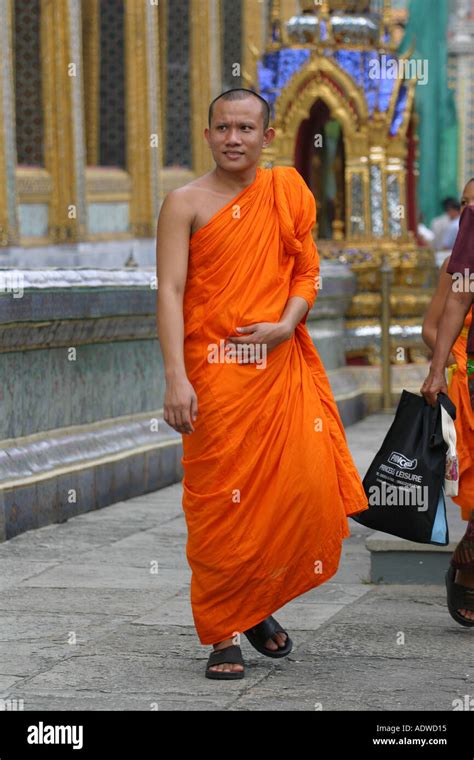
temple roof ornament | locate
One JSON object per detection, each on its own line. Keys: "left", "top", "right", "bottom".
{"left": 261, "top": 0, "right": 413, "bottom": 140}
{"left": 276, "top": 0, "right": 395, "bottom": 51}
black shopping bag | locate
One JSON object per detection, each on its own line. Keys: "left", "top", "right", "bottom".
{"left": 352, "top": 390, "right": 455, "bottom": 545}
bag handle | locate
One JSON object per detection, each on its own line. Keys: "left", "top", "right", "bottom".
{"left": 438, "top": 391, "right": 456, "bottom": 422}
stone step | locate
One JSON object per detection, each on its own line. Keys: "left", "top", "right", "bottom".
{"left": 365, "top": 497, "right": 465, "bottom": 584}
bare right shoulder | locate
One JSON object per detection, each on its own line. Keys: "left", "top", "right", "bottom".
{"left": 159, "top": 177, "right": 210, "bottom": 230}
{"left": 158, "top": 185, "right": 196, "bottom": 231}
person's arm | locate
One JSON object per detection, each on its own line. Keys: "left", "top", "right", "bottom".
{"left": 421, "top": 256, "right": 456, "bottom": 365}
{"left": 279, "top": 296, "right": 312, "bottom": 337}
{"left": 156, "top": 190, "right": 198, "bottom": 435}
{"left": 421, "top": 205, "right": 474, "bottom": 406}
{"left": 283, "top": 171, "right": 320, "bottom": 329}
{"left": 420, "top": 288, "right": 473, "bottom": 406}
{"left": 282, "top": 235, "right": 320, "bottom": 331}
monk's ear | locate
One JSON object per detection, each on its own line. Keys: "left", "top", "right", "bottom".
{"left": 262, "top": 127, "right": 276, "bottom": 148}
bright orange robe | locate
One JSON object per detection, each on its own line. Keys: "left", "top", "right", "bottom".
{"left": 181, "top": 166, "right": 369, "bottom": 645}
{"left": 447, "top": 307, "right": 474, "bottom": 521}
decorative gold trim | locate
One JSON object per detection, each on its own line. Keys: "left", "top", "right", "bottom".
{"left": 18, "top": 236, "right": 55, "bottom": 247}
{"left": 16, "top": 167, "right": 53, "bottom": 200}
{"left": 84, "top": 231, "right": 133, "bottom": 242}
{"left": 85, "top": 167, "right": 132, "bottom": 200}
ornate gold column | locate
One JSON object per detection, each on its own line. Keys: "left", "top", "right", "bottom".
{"left": 40, "top": 0, "right": 87, "bottom": 242}
{"left": 242, "top": 0, "right": 268, "bottom": 88}
{"left": 81, "top": 0, "right": 100, "bottom": 166}
{"left": 190, "top": 0, "right": 222, "bottom": 176}
{"left": 158, "top": 0, "right": 167, "bottom": 169}
{"left": 124, "top": 0, "right": 162, "bottom": 236}
{"left": 0, "top": 0, "right": 19, "bottom": 245}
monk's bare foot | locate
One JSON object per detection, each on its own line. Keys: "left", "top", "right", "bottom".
{"left": 455, "top": 566, "right": 474, "bottom": 621}
{"left": 208, "top": 631, "right": 288, "bottom": 673}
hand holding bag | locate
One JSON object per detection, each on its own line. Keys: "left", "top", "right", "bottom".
{"left": 352, "top": 390, "right": 456, "bottom": 545}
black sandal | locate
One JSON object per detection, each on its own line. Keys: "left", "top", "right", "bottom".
{"left": 205, "top": 644, "right": 245, "bottom": 680}
{"left": 243, "top": 615, "right": 293, "bottom": 658}
{"left": 445, "top": 565, "right": 474, "bottom": 628}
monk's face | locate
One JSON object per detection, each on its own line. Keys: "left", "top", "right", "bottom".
{"left": 461, "top": 181, "right": 474, "bottom": 209}
{"left": 205, "top": 98, "right": 275, "bottom": 171}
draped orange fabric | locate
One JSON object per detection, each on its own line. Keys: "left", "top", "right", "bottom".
{"left": 180, "top": 166, "right": 369, "bottom": 645}
{"left": 448, "top": 307, "right": 474, "bottom": 521}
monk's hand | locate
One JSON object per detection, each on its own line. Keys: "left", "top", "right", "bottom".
{"left": 163, "top": 374, "right": 198, "bottom": 435}
{"left": 420, "top": 367, "right": 448, "bottom": 408}
{"left": 225, "top": 322, "right": 291, "bottom": 361}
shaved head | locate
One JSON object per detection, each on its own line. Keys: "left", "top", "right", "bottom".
{"left": 208, "top": 88, "right": 271, "bottom": 132}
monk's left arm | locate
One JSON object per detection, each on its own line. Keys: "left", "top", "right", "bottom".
{"left": 279, "top": 295, "right": 312, "bottom": 337}
{"left": 281, "top": 235, "right": 320, "bottom": 331}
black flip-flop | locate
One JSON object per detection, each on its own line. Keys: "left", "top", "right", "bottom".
{"left": 445, "top": 565, "right": 474, "bottom": 628}
{"left": 205, "top": 644, "right": 245, "bottom": 679}
{"left": 243, "top": 615, "right": 293, "bottom": 658}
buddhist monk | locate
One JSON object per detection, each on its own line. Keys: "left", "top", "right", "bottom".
{"left": 156, "top": 88, "right": 369, "bottom": 679}
{"left": 421, "top": 179, "right": 474, "bottom": 626}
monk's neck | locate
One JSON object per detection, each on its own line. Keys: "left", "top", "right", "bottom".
{"left": 213, "top": 165, "right": 259, "bottom": 194}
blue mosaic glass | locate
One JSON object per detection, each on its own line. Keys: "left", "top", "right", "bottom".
{"left": 257, "top": 48, "right": 405, "bottom": 123}
{"left": 258, "top": 49, "right": 311, "bottom": 117}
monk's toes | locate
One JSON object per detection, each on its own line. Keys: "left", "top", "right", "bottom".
{"left": 264, "top": 638, "right": 278, "bottom": 650}
{"left": 265, "top": 633, "right": 287, "bottom": 650}
{"left": 209, "top": 663, "right": 243, "bottom": 672}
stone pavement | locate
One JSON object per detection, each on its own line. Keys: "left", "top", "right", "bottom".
{"left": 0, "top": 411, "right": 472, "bottom": 712}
